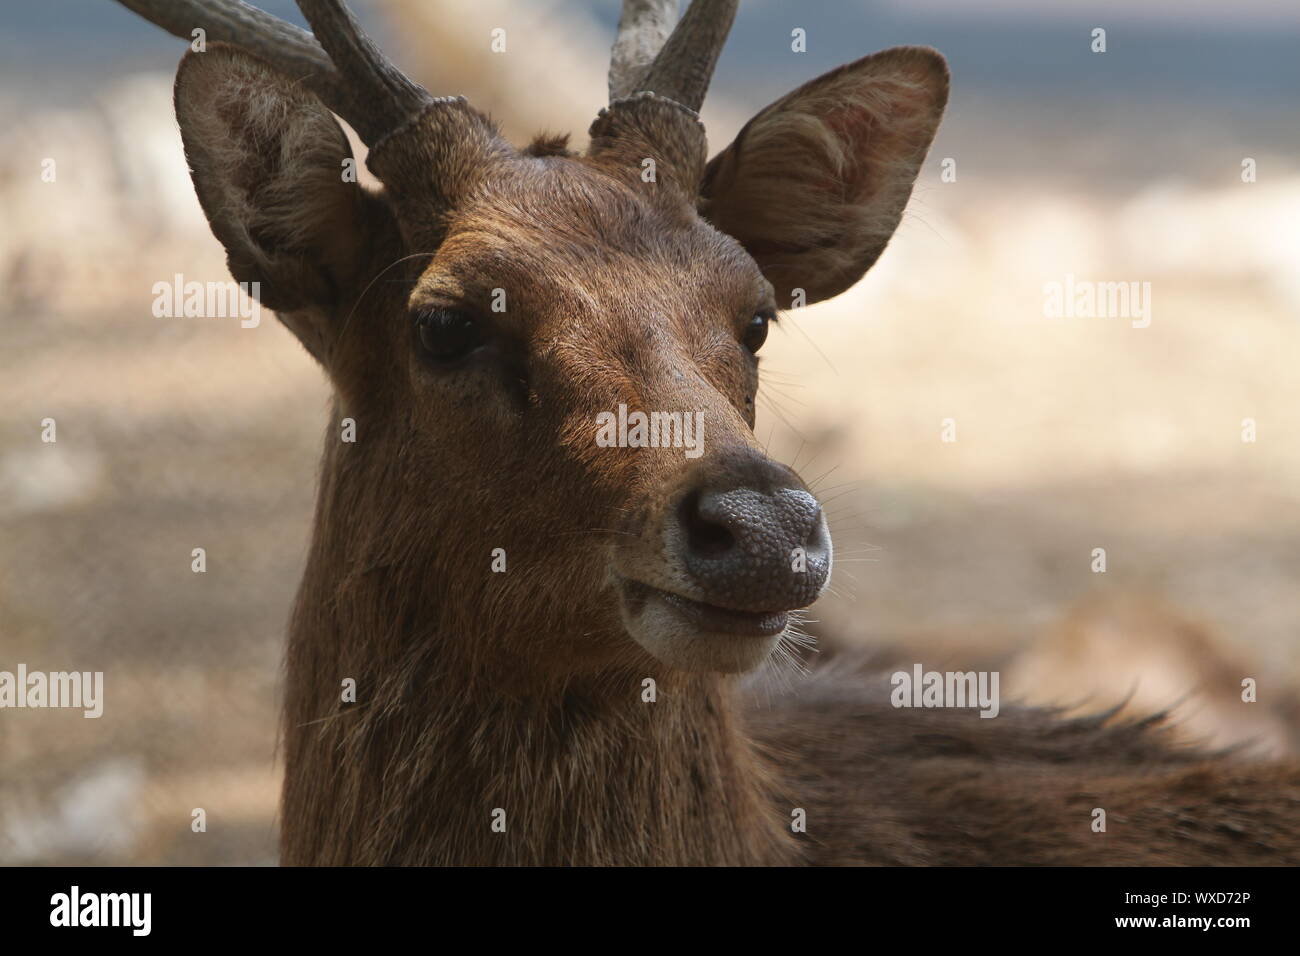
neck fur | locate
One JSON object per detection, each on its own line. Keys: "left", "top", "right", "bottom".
{"left": 279, "top": 433, "right": 796, "bottom": 865}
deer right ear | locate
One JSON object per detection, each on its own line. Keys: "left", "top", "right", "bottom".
{"left": 174, "top": 44, "right": 382, "bottom": 363}
{"left": 699, "top": 47, "right": 949, "bottom": 307}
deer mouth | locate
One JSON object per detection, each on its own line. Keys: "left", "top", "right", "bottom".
{"left": 619, "top": 578, "right": 790, "bottom": 638}
{"left": 613, "top": 575, "right": 792, "bottom": 673}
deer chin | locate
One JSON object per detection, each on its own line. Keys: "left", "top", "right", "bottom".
{"left": 615, "top": 578, "right": 789, "bottom": 674}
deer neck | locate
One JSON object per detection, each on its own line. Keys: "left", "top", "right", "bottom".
{"left": 280, "top": 433, "right": 797, "bottom": 866}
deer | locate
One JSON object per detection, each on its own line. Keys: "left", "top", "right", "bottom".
{"left": 112, "top": 0, "right": 1300, "bottom": 865}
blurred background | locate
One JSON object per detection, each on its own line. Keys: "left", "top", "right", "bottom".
{"left": 1, "top": 0, "right": 1297, "bottom": 864}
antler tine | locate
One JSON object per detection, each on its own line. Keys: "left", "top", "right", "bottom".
{"left": 295, "top": 0, "right": 433, "bottom": 142}
{"left": 636, "top": 0, "right": 738, "bottom": 111}
{"left": 113, "top": 0, "right": 432, "bottom": 145}
{"left": 609, "top": 0, "right": 678, "bottom": 102}
{"left": 115, "top": 1, "right": 340, "bottom": 92}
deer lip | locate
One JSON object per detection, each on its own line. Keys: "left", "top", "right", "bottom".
{"left": 618, "top": 578, "right": 790, "bottom": 637}
{"left": 661, "top": 592, "right": 790, "bottom": 637}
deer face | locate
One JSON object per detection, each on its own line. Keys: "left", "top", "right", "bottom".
{"left": 168, "top": 3, "right": 946, "bottom": 675}
{"left": 396, "top": 158, "right": 830, "bottom": 673}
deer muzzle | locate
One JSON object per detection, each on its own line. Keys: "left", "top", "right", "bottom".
{"left": 613, "top": 446, "right": 832, "bottom": 673}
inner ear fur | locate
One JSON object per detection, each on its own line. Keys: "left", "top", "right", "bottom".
{"left": 700, "top": 46, "right": 949, "bottom": 307}
{"left": 173, "top": 43, "right": 384, "bottom": 361}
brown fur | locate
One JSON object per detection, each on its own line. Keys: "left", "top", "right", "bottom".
{"left": 159, "top": 36, "right": 1300, "bottom": 866}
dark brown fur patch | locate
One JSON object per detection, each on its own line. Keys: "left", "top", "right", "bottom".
{"left": 522, "top": 132, "right": 573, "bottom": 157}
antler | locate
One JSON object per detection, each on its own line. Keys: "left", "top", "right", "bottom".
{"left": 609, "top": 0, "right": 677, "bottom": 101}
{"left": 609, "top": 0, "right": 738, "bottom": 111}
{"left": 113, "top": 0, "right": 432, "bottom": 145}
{"left": 295, "top": 0, "right": 433, "bottom": 140}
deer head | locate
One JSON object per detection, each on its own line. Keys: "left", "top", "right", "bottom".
{"left": 120, "top": 0, "right": 947, "bottom": 677}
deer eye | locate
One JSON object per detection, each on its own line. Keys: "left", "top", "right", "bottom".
{"left": 743, "top": 312, "right": 771, "bottom": 354}
{"left": 413, "top": 307, "right": 484, "bottom": 363}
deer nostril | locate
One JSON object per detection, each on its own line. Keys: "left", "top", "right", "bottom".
{"left": 672, "top": 479, "right": 832, "bottom": 614}
{"left": 681, "top": 489, "right": 737, "bottom": 557}
{"left": 802, "top": 497, "right": 831, "bottom": 556}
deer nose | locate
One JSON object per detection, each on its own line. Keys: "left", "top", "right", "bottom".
{"left": 675, "top": 477, "right": 832, "bottom": 613}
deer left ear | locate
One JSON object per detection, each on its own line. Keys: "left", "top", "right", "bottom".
{"left": 174, "top": 43, "right": 392, "bottom": 365}
{"left": 699, "top": 46, "right": 948, "bottom": 306}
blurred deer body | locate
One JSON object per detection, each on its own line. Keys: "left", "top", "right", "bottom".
{"left": 112, "top": 0, "right": 1300, "bottom": 865}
